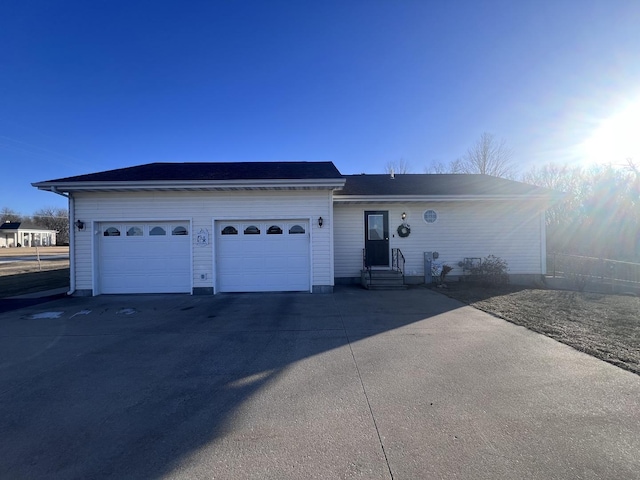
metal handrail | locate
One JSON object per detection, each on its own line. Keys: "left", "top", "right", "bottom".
{"left": 363, "top": 248, "right": 406, "bottom": 285}
{"left": 392, "top": 248, "right": 405, "bottom": 283}
{"left": 362, "top": 248, "right": 372, "bottom": 285}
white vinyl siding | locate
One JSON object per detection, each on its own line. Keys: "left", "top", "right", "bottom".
{"left": 73, "top": 190, "right": 333, "bottom": 293}
{"left": 333, "top": 201, "right": 545, "bottom": 279}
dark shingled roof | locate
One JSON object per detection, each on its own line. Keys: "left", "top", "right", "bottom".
{"left": 38, "top": 162, "right": 343, "bottom": 183}
{"left": 0, "top": 221, "right": 51, "bottom": 230}
{"left": 0, "top": 222, "right": 20, "bottom": 230}
{"left": 338, "top": 174, "right": 555, "bottom": 196}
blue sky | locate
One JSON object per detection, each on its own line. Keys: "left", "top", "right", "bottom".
{"left": 2, "top": 0, "right": 639, "bottom": 214}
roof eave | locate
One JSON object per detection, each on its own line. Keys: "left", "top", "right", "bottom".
{"left": 333, "top": 194, "right": 560, "bottom": 203}
{"left": 33, "top": 178, "right": 347, "bottom": 192}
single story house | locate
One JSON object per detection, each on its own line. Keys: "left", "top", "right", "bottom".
{"left": 0, "top": 221, "right": 57, "bottom": 248}
{"left": 32, "top": 162, "right": 556, "bottom": 295}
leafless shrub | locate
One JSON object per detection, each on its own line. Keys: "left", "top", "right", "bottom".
{"left": 470, "top": 255, "right": 510, "bottom": 286}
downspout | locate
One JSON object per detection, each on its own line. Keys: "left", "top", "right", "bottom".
{"left": 51, "top": 187, "right": 75, "bottom": 295}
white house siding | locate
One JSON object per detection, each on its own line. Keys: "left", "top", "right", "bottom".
{"left": 73, "top": 190, "right": 334, "bottom": 294}
{"left": 334, "top": 201, "right": 546, "bottom": 280}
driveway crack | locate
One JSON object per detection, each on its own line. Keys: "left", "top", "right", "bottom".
{"left": 334, "top": 297, "right": 394, "bottom": 480}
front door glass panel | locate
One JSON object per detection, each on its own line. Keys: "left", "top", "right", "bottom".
{"left": 367, "top": 214, "right": 384, "bottom": 241}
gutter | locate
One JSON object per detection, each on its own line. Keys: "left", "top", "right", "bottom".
{"left": 32, "top": 178, "right": 347, "bottom": 192}
{"left": 51, "top": 187, "right": 75, "bottom": 296}
{"left": 332, "top": 194, "right": 560, "bottom": 203}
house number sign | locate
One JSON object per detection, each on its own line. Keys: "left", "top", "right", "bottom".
{"left": 196, "top": 228, "right": 209, "bottom": 246}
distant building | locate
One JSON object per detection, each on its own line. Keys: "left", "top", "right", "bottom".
{"left": 0, "top": 221, "right": 57, "bottom": 247}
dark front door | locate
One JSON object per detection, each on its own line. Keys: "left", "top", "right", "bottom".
{"left": 364, "top": 210, "right": 389, "bottom": 267}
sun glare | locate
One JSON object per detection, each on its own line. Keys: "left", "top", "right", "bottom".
{"left": 581, "top": 97, "right": 640, "bottom": 166}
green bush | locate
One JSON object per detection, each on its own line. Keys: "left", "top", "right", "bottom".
{"left": 470, "top": 255, "right": 510, "bottom": 286}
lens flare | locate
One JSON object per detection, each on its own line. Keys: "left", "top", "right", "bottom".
{"left": 581, "top": 97, "right": 640, "bottom": 165}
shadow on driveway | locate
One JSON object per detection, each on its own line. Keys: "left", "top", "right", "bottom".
{"left": 0, "top": 286, "right": 639, "bottom": 479}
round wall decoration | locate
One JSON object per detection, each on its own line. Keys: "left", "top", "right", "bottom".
{"left": 423, "top": 209, "right": 438, "bottom": 224}
{"left": 397, "top": 224, "right": 411, "bottom": 238}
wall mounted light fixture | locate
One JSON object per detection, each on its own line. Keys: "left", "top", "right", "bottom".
{"left": 401, "top": 212, "right": 407, "bottom": 221}
{"left": 318, "top": 217, "right": 324, "bottom": 228}
{"left": 75, "top": 220, "right": 85, "bottom": 230}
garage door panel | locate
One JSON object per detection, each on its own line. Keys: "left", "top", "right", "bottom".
{"left": 164, "top": 256, "right": 190, "bottom": 270}
{"left": 263, "top": 257, "right": 286, "bottom": 270}
{"left": 285, "top": 253, "right": 308, "bottom": 265}
{"left": 285, "top": 274, "right": 308, "bottom": 287}
{"left": 217, "top": 220, "right": 310, "bottom": 293}
{"left": 99, "top": 222, "right": 190, "bottom": 294}
{"left": 239, "top": 256, "right": 265, "bottom": 273}
{"left": 148, "top": 274, "right": 189, "bottom": 288}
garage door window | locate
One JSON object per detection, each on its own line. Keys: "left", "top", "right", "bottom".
{"left": 221, "top": 226, "right": 238, "bottom": 235}
{"left": 244, "top": 225, "right": 260, "bottom": 235}
{"left": 172, "top": 226, "right": 188, "bottom": 236}
{"left": 126, "top": 226, "right": 143, "bottom": 236}
{"left": 150, "top": 226, "right": 166, "bottom": 236}
{"left": 104, "top": 227, "right": 120, "bottom": 237}
{"left": 267, "top": 225, "right": 283, "bottom": 235}
{"left": 289, "top": 224, "right": 305, "bottom": 234}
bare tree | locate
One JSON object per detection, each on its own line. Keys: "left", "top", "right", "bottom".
{"left": 32, "top": 206, "right": 69, "bottom": 245}
{"left": 384, "top": 158, "right": 412, "bottom": 174}
{"left": 459, "top": 132, "right": 515, "bottom": 178}
{"left": 1, "top": 207, "right": 24, "bottom": 223}
{"left": 523, "top": 162, "right": 640, "bottom": 261}
{"left": 425, "top": 159, "right": 464, "bottom": 174}
{"left": 424, "top": 134, "right": 514, "bottom": 177}
{"left": 522, "top": 163, "right": 584, "bottom": 232}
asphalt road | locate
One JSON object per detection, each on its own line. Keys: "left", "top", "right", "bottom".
{"left": 0, "top": 287, "right": 638, "bottom": 479}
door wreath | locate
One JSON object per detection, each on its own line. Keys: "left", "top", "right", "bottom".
{"left": 397, "top": 224, "right": 411, "bottom": 238}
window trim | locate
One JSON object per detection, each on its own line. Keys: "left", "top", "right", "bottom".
{"left": 171, "top": 225, "right": 189, "bottom": 236}
{"left": 221, "top": 225, "right": 239, "bottom": 235}
{"left": 103, "top": 226, "right": 121, "bottom": 237}
{"left": 288, "top": 224, "right": 306, "bottom": 235}
{"left": 126, "top": 226, "right": 144, "bottom": 237}
{"left": 243, "top": 225, "right": 261, "bottom": 235}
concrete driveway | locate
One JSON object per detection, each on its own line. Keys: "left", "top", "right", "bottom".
{"left": 0, "top": 287, "right": 638, "bottom": 479}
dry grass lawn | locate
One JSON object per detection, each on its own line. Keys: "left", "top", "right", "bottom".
{"left": 439, "top": 282, "right": 640, "bottom": 375}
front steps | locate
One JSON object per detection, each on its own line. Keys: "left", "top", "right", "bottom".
{"left": 361, "top": 269, "right": 407, "bottom": 290}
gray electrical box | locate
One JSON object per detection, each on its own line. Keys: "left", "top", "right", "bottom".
{"left": 424, "top": 252, "right": 434, "bottom": 283}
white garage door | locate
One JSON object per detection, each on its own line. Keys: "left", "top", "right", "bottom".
{"left": 217, "top": 220, "right": 310, "bottom": 292}
{"left": 99, "top": 222, "right": 191, "bottom": 294}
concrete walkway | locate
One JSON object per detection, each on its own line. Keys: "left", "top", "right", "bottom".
{"left": 0, "top": 287, "right": 638, "bottom": 479}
